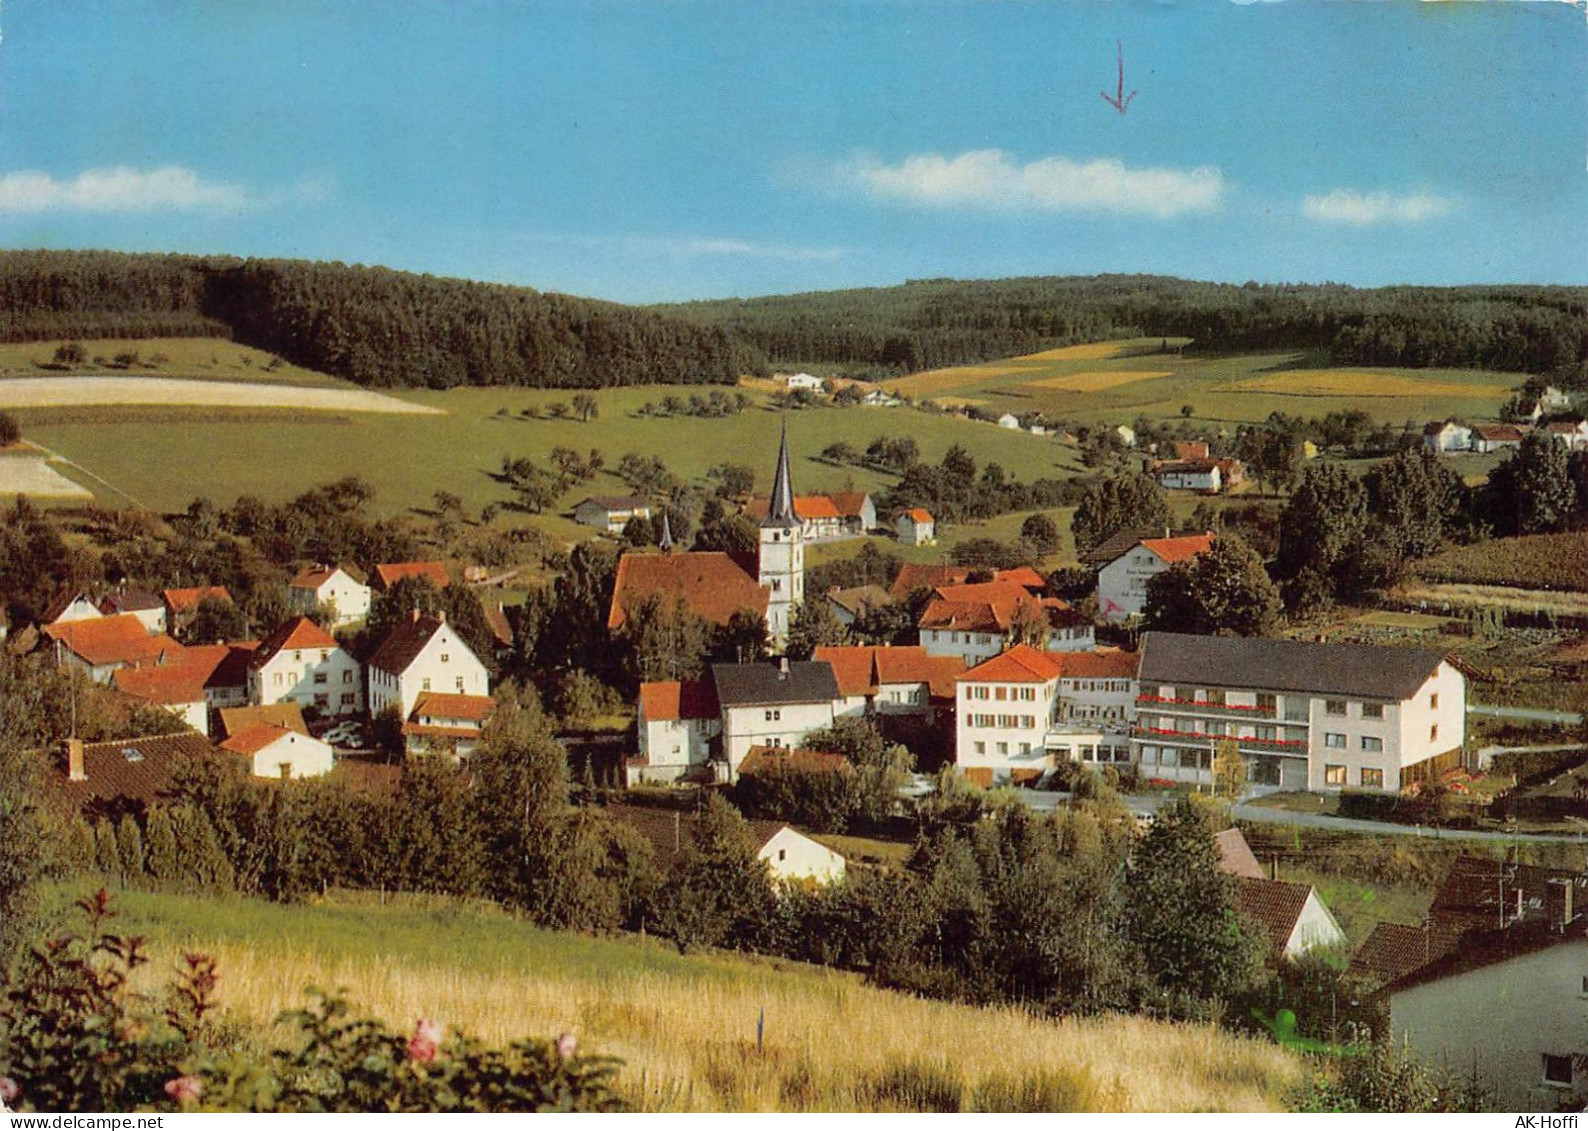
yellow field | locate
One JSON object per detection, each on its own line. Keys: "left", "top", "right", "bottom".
{"left": 888, "top": 363, "right": 1035, "bottom": 396}
{"left": 1228, "top": 370, "right": 1512, "bottom": 399}
{"left": 931, "top": 395, "right": 989, "bottom": 408}
{"left": 1015, "top": 342, "right": 1139, "bottom": 362}
{"left": 1023, "top": 369, "right": 1173, "bottom": 393}
{"left": 148, "top": 934, "right": 1300, "bottom": 1112}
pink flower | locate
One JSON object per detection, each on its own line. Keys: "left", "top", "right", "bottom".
{"left": 164, "top": 1076, "right": 204, "bottom": 1105}
{"left": 408, "top": 1018, "right": 443, "bottom": 1064}
{"left": 555, "top": 1032, "right": 577, "bottom": 1062}
{"left": 0, "top": 1076, "right": 19, "bottom": 1105}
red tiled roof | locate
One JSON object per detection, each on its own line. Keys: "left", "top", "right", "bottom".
{"left": 374, "top": 561, "right": 450, "bottom": 589}
{"left": 743, "top": 495, "right": 844, "bottom": 521}
{"left": 411, "top": 691, "right": 495, "bottom": 722}
{"left": 290, "top": 563, "right": 367, "bottom": 590}
{"left": 218, "top": 703, "right": 308, "bottom": 739}
{"left": 1215, "top": 827, "right": 1265, "bottom": 880}
{"left": 368, "top": 612, "right": 447, "bottom": 676}
{"left": 608, "top": 552, "right": 769, "bottom": 630}
{"left": 164, "top": 586, "right": 232, "bottom": 613}
{"left": 960, "top": 644, "right": 1064, "bottom": 683}
{"left": 919, "top": 583, "right": 1076, "bottom": 635}
{"left": 828, "top": 491, "right": 871, "bottom": 518}
{"left": 902, "top": 508, "right": 933, "bottom": 524}
{"left": 1471, "top": 423, "right": 1527, "bottom": 442}
{"left": 42, "top": 590, "right": 97, "bottom": 624}
{"left": 44, "top": 615, "right": 184, "bottom": 668}
{"left": 1173, "top": 441, "right": 1210, "bottom": 460}
{"left": 890, "top": 563, "right": 1042, "bottom": 601}
{"left": 483, "top": 604, "right": 513, "bottom": 647}
{"left": 812, "top": 644, "right": 965, "bottom": 700}
{"left": 1140, "top": 534, "right": 1215, "bottom": 565}
{"left": 638, "top": 679, "right": 719, "bottom": 722}
{"left": 221, "top": 722, "right": 296, "bottom": 756}
{"left": 54, "top": 733, "right": 229, "bottom": 808}
{"left": 1235, "top": 877, "right": 1315, "bottom": 957}
{"left": 1055, "top": 649, "right": 1140, "bottom": 679}
{"left": 98, "top": 587, "right": 163, "bottom": 614}
{"left": 251, "top": 616, "right": 341, "bottom": 669}
{"left": 112, "top": 664, "right": 207, "bottom": 705}
{"left": 739, "top": 745, "right": 854, "bottom": 777}
{"left": 1350, "top": 921, "right": 1464, "bottom": 985}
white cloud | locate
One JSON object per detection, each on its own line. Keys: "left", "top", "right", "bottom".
{"left": 1302, "top": 188, "right": 1455, "bottom": 226}
{"left": 0, "top": 166, "right": 256, "bottom": 214}
{"left": 840, "top": 149, "right": 1225, "bottom": 219}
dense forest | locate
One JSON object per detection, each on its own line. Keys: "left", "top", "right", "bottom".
{"left": 2, "top": 251, "right": 1585, "bottom": 386}
{"left": 0, "top": 250, "right": 742, "bottom": 389}
{"left": 659, "top": 275, "right": 1588, "bottom": 377}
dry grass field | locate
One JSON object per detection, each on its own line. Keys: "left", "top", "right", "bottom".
{"left": 888, "top": 363, "right": 1036, "bottom": 396}
{"left": 1225, "top": 370, "right": 1512, "bottom": 400}
{"left": 1024, "top": 369, "right": 1174, "bottom": 392}
{"left": 0, "top": 451, "right": 92, "bottom": 497}
{"left": 0, "top": 376, "right": 443, "bottom": 415}
{"left": 104, "top": 888, "right": 1304, "bottom": 1113}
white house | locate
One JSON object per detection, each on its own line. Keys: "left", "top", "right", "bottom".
{"left": 1133, "top": 632, "right": 1467, "bottom": 793}
{"left": 367, "top": 610, "right": 490, "bottom": 723}
{"left": 785, "top": 372, "right": 824, "bottom": 392}
{"left": 1422, "top": 420, "right": 1473, "bottom": 454}
{"left": 288, "top": 564, "right": 371, "bottom": 627}
{"left": 1545, "top": 419, "right": 1588, "bottom": 451}
{"left": 997, "top": 413, "right": 1021, "bottom": 430}
{"left": 824, "top": 584, "right": 893, "bottom": 627}
{"left": 111, "top": 664, "right": 210, "bottom": 736}
{"left": 896, "top": 508, "right": 935, "bottom": 546}
{"left": 98, "top": 586, "right": 167, "bottom": 633}
{"left": 861, "top": 388, "right": 900, "bottom": 408}
{"left": 710, "top": 660, "right": 839, "bottom": 778}
{"left": 630, "top": 679, "right": 721, "bottom": 785}
{"left": 573, "top": 495, "right": 653, "bottom": 534}
{"left": 249, "top": 616, "right": 363, "bottom": 718}
{"left": 1471, "top": 423, "right": 1529, "bottom": 453}
{"left": 1096, "top": 533, "right": 1215, "bottom": 623}
{"left": 1114, "top": 424, "right": 1136, "bottom": 447}
{"left": 403, "top": 690, "right": 495, "bottom": 758}
{"left": 919, "top": 581, "right": 1094, "bottom": 666}
{"left": 220, "top": 722, "right": 335, "bottom": 779}
{"left": 1540, "top": 385, "right": 1574, "bottom": 414}
{"left": 1148, "top": 459, "right": 1222, "bottom": 493}
{"left": 42, "top": 590, "right": 105, "bottom": 625}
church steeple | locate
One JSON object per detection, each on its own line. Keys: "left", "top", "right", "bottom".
{"left": 764, "top": 419, "right": 798, "bottom": 529}
{"left": 658, "top": 512, "right": 674, "bottom": 552}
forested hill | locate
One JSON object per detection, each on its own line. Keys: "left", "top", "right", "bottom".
{"left": 0, "top": 250, "right": 742, "bottom": 389}
{"left": 656, "top": 275, "right": 1588, "bottom": 378}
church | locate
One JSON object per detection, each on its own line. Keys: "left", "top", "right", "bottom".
{"left": 607, "top": 423, "right": 805, "bottom": 650}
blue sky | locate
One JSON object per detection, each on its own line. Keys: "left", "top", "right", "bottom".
{"left": 0, "top": 1, "right": 1582, "bottom": 303}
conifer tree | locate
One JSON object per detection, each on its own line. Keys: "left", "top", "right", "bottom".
{"left": 143, "top": 808, "right": 182, "bottom": 883}
{"left": 115, "top": 814, "right": 145, "bottom": 882}
{"left": 92, "top": 820, "right": 121, "bottom": 884}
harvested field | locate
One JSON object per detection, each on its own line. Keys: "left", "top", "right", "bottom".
{"left": 1014, "top": 337, "right": 1189, "bottom": 362}
{"left": 1227, "top": 370, "right": 1511, "bottom": 399}
{"left": 0, "top": 377, "right": 442, "bottom": 415}
{"left": 888, "top": 363, "right": 1033, "bottom": 396}
{"left": 931, "top": 396, "right": 989, "bottom": 408}
{"left": 1023, "top": 369, "right": 1173, "bottom": 392}
{"left": 0, "top": 453, "right": 91, "bottom": 497}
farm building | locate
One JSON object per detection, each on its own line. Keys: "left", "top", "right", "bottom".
{"left": 573, "top": 495, "right": 653, "bottom": 534}
{"left": 896, "top": 508, "right": 935, "bottom": 546}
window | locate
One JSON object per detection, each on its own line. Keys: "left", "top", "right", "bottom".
{"left": 1430, "top": 693, "right": 1440, "bottom": 710}
{"left": 313, "top": 693, "right": 329, "bottom": 707}
{"left": 995, "top": 687, "right": 1007, "bottom": 701}
{"left": 974, "top": 742, "right": 985, "bottom": 755}
{"left": 1324, "top": 733, "right": 1346, "bottom": 749}
{"left": 1022, "top": 716, "right": 1035, "bottom": 729}
{"left": 1256, "top": 693, "right": 1276, "bottom": 713}
{"left": 1020, "top": 743, "right": 1031, "bottom": 754}
{"left": 343, "top": 669, "right": 354, "bottom": 683}
{"left": 441, "top": 653, "right": 450, "bottom": 663}
{"left": 341, "top": 693, "right": 355, "bottom": 705}
{"left": 1362, "top": 702, "right": 1383, "bottom": 720}
{"left": 1325, "top": 700, "right": 1347, "bottom": 717}
{"left": 273, "top": 673, "right": 284, "bottom": 687}
{"left": 293, "top": 650, "right": 302, "bottom": 662}
{"left": 1361, "top": 736, "right": 1383, "bottom": 752}
{"left": 455, "top": 677, "right": 465, "bottom": 691}
{"left": 422, "top": 678, "right": 432, "bottom": 691}
{"left": 763, "top": 709, "right": 782, "bottom": 722}
{"left": 1430, "top": 724, "right": 1439, "bottom": 742}
{"left": 319, "top": 650, "right": 329, "bottom": 662}
{"left": 313, "top": 672, "right": 328, "bottom": 684}
{"left": 771, "top": 579, "right": 781, "bottom": 592}
{"left": 1360, "top": 768, "right": 1384, "bottom": 788}
{"left": 778, "top": 849, "right": 786, "bottom": 862}
{"left": 1206, "top": 690, "right": 1225, "bottom": 707}
{"left": 1543, "top": 1054, "right": 1574, "bottom": 1087}
{"left": 1325, "top": 764, "right": 1347, "bottom": 786}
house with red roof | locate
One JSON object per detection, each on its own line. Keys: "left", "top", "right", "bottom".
{"left": 220, "top": 722, "right": 335, "bottom": 779}
{"left": 112, "top": 663, "right": 211, "bottom": 735}
{"left": 918, "top": 580, "right": 1094, "bottom": 666}
{"left": 813, "top": 644, "right": 964, "bottom": 719}
{"left": 631, "top": 679, "right": 722, "bottom": 785}
{"left": 98, "top": 585, "right": 167, "bottom": 633}
{"left": 289, "top": 563, "right": 371, "bottom": 627}
{"left": 954, "top": 644, "right": 1142, "bottom": 785}
{"left": 1096, "top": 532, "right": 1216, "bottom": 622}
{"left": 895, "top": 507, "right": 935, "bottom": 546}
{"left": 162, "top": 586, "right": 233, "bottom": 636}
{"left": 743, "top": 493, "right": 848, "bottom": 540}
{"left": 44, "top": 614, "right": 185, "bottom": 684}
{"left": 42, "top": 589, "right": 105, "bottom": 626}
{"left": 403, "top": 690, "right": 495, "bottom": 758}
{"left": 372, "top": 561, "right": 450, "bottom": 592}
{"left": 888, "top": 563, "right": 1047, "bottom": 602}
{"left": 367, "top": 610, "right": 489, "bottom": 724}
{"left": 1234, "top": 876, "right": 1347, "bottom": 962}
{"left": 249, "top": 616, "right": 363, "bottom": 718}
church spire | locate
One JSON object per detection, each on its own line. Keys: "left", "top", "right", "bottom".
{"left": 765, "top": 418, "right": 797, "bottom": 528}
{"left": 658, "top": 511, "right": 674, "bottom": 552}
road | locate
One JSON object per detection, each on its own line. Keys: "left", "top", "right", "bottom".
{"left": 1010, "top": 788, "right": 1588, "bottom": 843}
{"left": 1469, "top": 703, "right": 1583, "bottom": 725}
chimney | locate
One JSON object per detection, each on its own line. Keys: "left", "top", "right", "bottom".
{"left": 779, "top": 656, "right": 790, "bottom": 679}
{"left": 66, "top": 737, "right": 86, "bottom": 782}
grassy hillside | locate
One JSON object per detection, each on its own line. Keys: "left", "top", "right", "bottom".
{"left": 18, "top": 384, "right": 1086, "bottom": 519}
{"left": 884, "top": 345, "right": 1524, "bottom": 428}
{"left": 82, "top": 885, "right": 1303, "bottom": 1112}
{"left": 0, "top": 337, "right": 352, "bottom": 388}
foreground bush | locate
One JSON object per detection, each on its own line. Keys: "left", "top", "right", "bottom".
{"left": 0, "top": 890, "right": 624, "bottom": 1113}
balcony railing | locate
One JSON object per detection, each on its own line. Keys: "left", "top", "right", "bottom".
{"left": 1135, "top": 694, "right": 1276, "bottom": 718}
{"left": 1130, "top": 725, "right": 1306, "bottom": 750}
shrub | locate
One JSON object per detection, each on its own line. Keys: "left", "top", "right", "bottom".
{"left": 0, "top": 890, "right": 626, "bottom": 1113}
{"left": 0, "top": 412, "right": 19, "bottom": 447}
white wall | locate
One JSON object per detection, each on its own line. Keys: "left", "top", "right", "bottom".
{"left": 1097, "top": 548, "right": 1171, "bottom": 621}
{"left": 1284, "top": 891, "right": 1348, "bottom": 957}
{"left": 920, "top": 628, "right": 1003, "bottom": 666}
{"left": 759, "top": 827, "right": 846, "bottom": 885}
{"left": 721, "top": 700, "right": 834, "bottom": 774}
{"left": 636, "top": 715, "right": 719, "bottom": 780}
{"left": 294, "top": 573, "right": 371, "bottom": 626}
{"left": 252, "top": 731, "right": 335, "bottom": 778}
{"left": 1392, "top": 937, "right": 1588, "bottom": 1112}
{"left": 252, "top": 644, "right": 364, "bottom": 717}
{"left": 956, "top": 675, "right": 1056, "bottom": 780}
{"left": 381, "top": 623, "right": 490, "bottom": 720}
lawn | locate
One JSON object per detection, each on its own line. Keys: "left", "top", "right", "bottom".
{"left": 19, "top": 384, "right": 1088, "bottom": 525}
{"left": 0, "top": 337, "right": 353, "bottom": 388}
{"left": 885, "top": 345, "right": 1526, "bottom": 431}
{"left": 58, "top": 884, "right": 1304, "bottom": 1112}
